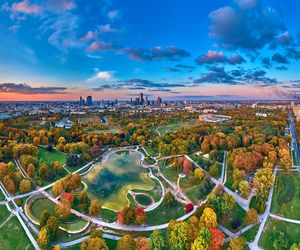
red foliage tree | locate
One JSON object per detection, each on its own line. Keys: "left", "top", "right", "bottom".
{"left": 185, "top": 203, "right": 194, "bottom": 214}
{"left": 117, "top": 210, "right": 123, "bottom": 224}
{"left": 61, "top": 192, "right": 74, "bottom": 206}
{"left": 209, "top": 228, "right": 224, "bottom": 250}
{"left": 182, "top": 159, "right": 193, "bottom": 175}
{"left": 135, "top": 207, "right": 146, "bottom": 225}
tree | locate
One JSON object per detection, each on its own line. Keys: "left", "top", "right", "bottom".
{"left": 191, "top": 227, "right": 211, "bottom": 250}
{"left": 253, "top": 168, "right": 274, "bottom": 199}
{"left": 3, "top": 175, "right": 15, "bottom": 194}
{"left": 33, "top": 137, "right": 40, "bottom": 146}
{"left": 19, "top": 179, "right": 31, "bottom": 194}
{"left": 61, "top": 192, "right": 74, "bottom": 206}
{"left": 194, "top": 168, "right": 205, "bottom": 182}
{"left": 53, "top": 245, "right": 61, "bottom": 250}
{"left": 27, "top": 163, "right": 35, "bottom": 178}
{"left": 209, "top": 228, "right": 224, "bottom": 250}
{"left": 238, "top": 180, "right": 250, "bottom": 198}
{"left": 55, "top": 201, "right": 71, "bottom": 220}
{"left": 185, "top": 203, "right": 194, "bottom": 214}
{"left": 200, "top": 207, "right": 217, "bottom": 228}
{"left": 136, "top": 237, "right": 149, "bottom": 250}
{"left": 229, "top": 236, "right": 247, "bottom": 250}
{"left": 149, "top": 229, "right": 165, "bottom": 250}
{"left": 168, "top": 221, "right": 189, "bottom": 250}
{"left": 244, "top": 208, "right": 258, "bottom": 225}
{"left": 117, "top": 235, "right": 137, "bottom": 250}
{"left": 188, "top": 216, "right": 199, "bottom": 243}
{"left": 38, "top": 163, "right": 49, "bottom": 180}
{"left": 46, "top": 216, "right": 58, "bottom": 238}
{"left": 118, "top": 207, "right": 136, "bottom": 225}
{"left": 81, "top": 237, "right": 108, "bottom": 250}
{"left": 209, "top": 164, "right": 219, "bottom": 178}
{"left": 272, "top": 229, "right": 290, "bottom": 250}
{"left": 182, "top": 159, "right": 193, "bottom": 175}
{"left": 39, "top": 210, "right": 50, "bottom": 229}
{"left": 53, "top": 161, "right": 62, "bottom": 175}
{"left": 290, "top": 243, "right": 300, "bottom": 250}
{"left": 164, "top": 191, "right": 175, "bottom": 207}
{"left": 135, "top": 207, "right": 146, "bottom": 225}
{"left": 37, "top": 227, "right": 50, "bottom": 249}
{"left": 89, "top": 198, "right": 101, "bottom": 217}
{"left": 52, "top": 180, "right": 64, "bottom": 196}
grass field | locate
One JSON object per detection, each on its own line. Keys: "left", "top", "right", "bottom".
{"left": 86, "top": 127, "right": 120, "bottom": 135}
{"left": 271, "top": 172, "right": 300, "bottom": 219}
{"left": 144, "top": 146, "right": 159, "bottom": 157}
{"left": 30, "top": 198, "right": 56, "bottom": 218}
{"left": 146, "top": 200, "right": 186, "bottom": 225}
{"left": 0, "top": 190, "right": 4, "bottom": 201}
{"left": 0, "top": 205, "right": 11, "bottom": 225}
{"left": 259, "top": 217, "right": 300, "bottom": 249}
{"left": 38, "top": 146, "right": 67, "bottom": 166}
{"left": 0, "top": 216, "right": 34, "bottom": 250}
{"left": 241, "top": 224, "right": 260, "bottom": 242}
{"left": 156, "top": 120, "right": 196, "bottom": 135}
{"left": 219, "top": 204, "right": 247, "bottom": 233}
{"left": 224, "top": 163, "right": 235, "bottom": 191}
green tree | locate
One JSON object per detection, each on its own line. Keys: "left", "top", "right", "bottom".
{"left": 149, "top": 230, "right": 165, "bottom": 250}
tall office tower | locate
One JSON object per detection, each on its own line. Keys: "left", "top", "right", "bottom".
{"left": 87, "top": 96, "right": 93, "bottom": 106}
{"left": 145, "top": 96, "right": 148, "bottom": 105}
{"left": 139, "top": 93, "right": 144, "bottom": 105}
{"left": 130, "top": 98, "right": 133, "bottom": 104}
{"left": 79, "top": 96, "right": 83, "bottom": 106}
{"left": 157, "top": 96, "right": 162, "bottom": 106}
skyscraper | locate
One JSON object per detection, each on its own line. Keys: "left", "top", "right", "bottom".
{"left": 87, "top": 96, "right": 93, "bottom": 106}
{"left": 79, "top": 96, "right": 85, "bottom": 106}
{"left": 139, "top": 93, "right": 144, "bottom": 105}
{"left": 157, "top": 96, "right": 162, "bottom": 106}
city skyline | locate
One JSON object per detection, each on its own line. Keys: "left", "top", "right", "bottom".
{"left": 1, "top": 0, "right": 300, "bottom": 101}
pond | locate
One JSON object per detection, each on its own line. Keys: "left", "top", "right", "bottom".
{"left": 83, "top": 150, "right": 156, "bottom": 211}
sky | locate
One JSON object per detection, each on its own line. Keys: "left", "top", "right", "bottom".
{"left": 1, "top": 0, "right": 300, "bottom": 101}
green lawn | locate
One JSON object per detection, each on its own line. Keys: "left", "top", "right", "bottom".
{"left": 0, "top": 205, "right": 11, "bottom": 224}
{"left": 241, "top": 224, "right": 260, "bottom": 242}
{"left": 144, "top": 146, "right": 159, "bottom": 158}
{"left": 271, "top": 172, "right": 300, "bottom": 219}
{"left": 30, "top": 198, "right": 56, "bottom": 218}
{"left": 0, "top": 190, "right": 4, "bottom": 201}
{"left": 224, "top": 163, "right": 235, "bottom": 191}
{"left": 259, "top": 217, "right": 300, "bottom": 249}
{"left": 0, "top": 216, "right": 35, "bottom": 250}
{"left": 86, "top": 127, "right": 120, "bottom": 135}
{"left": 146, "top": 200, "right": 186, "bottom": 225}
{"left": 292, "top": 150, "right": 297, "bottom": 166}
{"left": 156, "top": 120, "right": 195, "bottom": 135}
{"left": 219, "top": 204, "right": 247, "bottom": 233}
{"left": 38, "top": 146, "right": 67, "bottom": 166}
{"left": 101, "top": 208, "right": 117, "bottom": 223}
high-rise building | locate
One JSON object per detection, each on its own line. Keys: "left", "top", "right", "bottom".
{"left": 157, "top": 96, "right": 162, "bottom": 106}
{"left": 138, "top": 93, "right": 144, "bottom": 105}
{"left": 87, "top": 96, "right": 93, "bottom": 106}
{"left": 145, "top": 96, "right": 148, "bottom": 105}
{"left": 79, "top": 96, "right": 85, "bottom": 106}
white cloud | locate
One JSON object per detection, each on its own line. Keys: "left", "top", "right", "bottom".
{"left": 86, "top": 71, "right": 115, "bottom": 82}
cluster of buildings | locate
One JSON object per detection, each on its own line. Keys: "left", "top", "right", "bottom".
{"left": 79, "top": 96, "right": 93, "bottom": 106}
{"left": 129, "top": 93, "right": 162, "bottom": 106}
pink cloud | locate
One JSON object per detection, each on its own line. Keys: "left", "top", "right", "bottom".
{"left": 86, "top": 40, "right": 116, "bottom": 52}
{"left": 80, "top": 31, "right": 95, "bottom": 43}
{"left": 12, "top": 0, "right": 41, "bottom": 14}
{"left": 46, "top": 0, "right": 76, "bottom": 12}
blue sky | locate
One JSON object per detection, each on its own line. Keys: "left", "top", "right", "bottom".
{"left": 1, "top": 0, "right": 300, "bottom": 101}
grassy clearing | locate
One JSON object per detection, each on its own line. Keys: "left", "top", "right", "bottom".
{"left": 0, "top": 216, "right": 34, "bottom": 250}
{"left": 146, "top": 200, "right": 186, "bottom": 225}
{"left": 0, "top": 205, "right": 11, "bottom": 224}
{"left": 100, "top": 208, "right": 116, "bottom": 223}
{"left": 156, "top": 120, "right": 196, "bottom": 135}
{"left": 144, "top": 146, "right": 159, "bottom": 157}
{"left": 38, "top": 146, "right": 66, "bottom": 166}
{"left": 86, "top": 127, "right": 120, "bottom": 135}
{"left": 0, "top": 190, "right": 4, "bottom": 201}
{"left": 30, "top": 198, "right": 56, "bottom": 218}
{"left": 259, "top": 217, "right": 300, "bottom": 249}
{"left": 292, "top": 150, "right": 297, "bottom": 166}
{"left": 219, "top": 204, "right": 247, "bottom": 233}
{"left": 224, "top": 163, "right": 235, "bottom": 191}
{"left": 241, "top": 224, "right": 260, "bottom": 242}
{"left": 271, "top": 172, "right": 300, "bottom": 219}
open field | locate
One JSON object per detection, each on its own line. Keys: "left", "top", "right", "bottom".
{"left": 259, "top": 217, "right": 300, "bottom": 249}
{"left": 219, "top": 204, "right": 247, "bottom": 233}
{"left": 86, "top": 126, "right": 120, "bottom": 135}
{"left": 271, "top": 172, "right": 300, "bottom": 219}
{"left": 38, "top": 146, "right": 67, "bottom": 166}
{"left": 146, "top": 200, "right": 186, "bottom": 225}
{"left": 144, "top": 146, "right": 159, "bottom": 157}
{"left": 241, "top": 224, "right": 260, "bottom": 242}
{"left": 0, "top": 216, "right": 34, "bottom": 250}
{"left": 156, "top": 119, "right": 196, "bottom": 135}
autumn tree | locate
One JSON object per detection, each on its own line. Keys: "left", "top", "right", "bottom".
{"left": 244, "top": 208, "right": 259, "bottom": 225}
{"left": 253, "top": 168, "right": 274, "bottom": 199}
{"left": 55, "top": 200, "right": 71, "bottom": 220}
{"left": 191, "top": 227, "right": 211, "bottom": 250}
{"left": 89, "top": 198, "right": 101, "bottom": 217}
{"left": 200, "top": 207, "right": 217, "bottom": 228}
{"left": 229, "top": 236, "right": 247, "bottom": 250}
{"left": 117, "top": 235, "right": 136, "bottom": 250}
{"left": 19, "top": 179, "right": 31, "bottom": 194}
{"left": 168, "top": 221, "right": 189, "bottom": 250}
{"left": 209, "top": 228, "right": 224, "bottom": 250}
{"left": 37, "top": 227, "right": 50, "bottom": 249}
{"left": 135, "top": 207, "right": 146, "bottom": 225}
{"left": 81, "top": 237, "right": 108, "bottom": 250}
{"left": 238, "top": 180, "right": 250, "bottom": 198}
{"left": 27, "top": 163, "right": 35, "bottom": 178}
{"left": 136, "top": 237, "right": 149, "bottom": 250}
{"left": 39, "top": 210, "right": 50, "bottom": 229}
{"left": 164, "top": 191, "right": 175, "bottom": 207}
{"left": 194, "top": 168, "right": 205, "bottom": 182}
{"left": 149, "top": 229, "right": 165, "bottom": 250}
